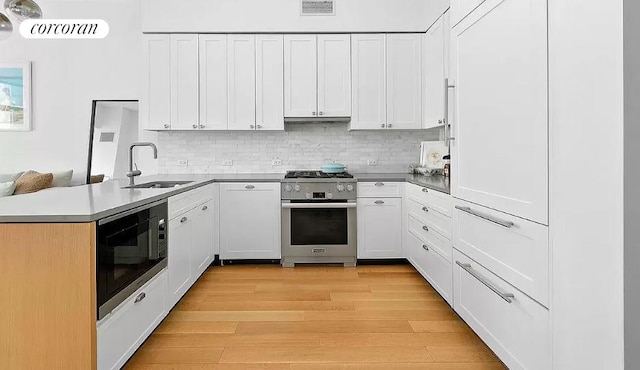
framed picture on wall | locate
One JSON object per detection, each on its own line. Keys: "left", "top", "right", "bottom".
{"left": 0, "top": 62, "right": 31, "bottom": 131}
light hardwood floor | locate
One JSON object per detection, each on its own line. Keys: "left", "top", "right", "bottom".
{"left": 125, "top": 264, "right": 505, "bottom": 369}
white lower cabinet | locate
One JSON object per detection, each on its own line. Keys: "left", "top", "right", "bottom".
{"left": 404, "top": 183, "right": 453, "bottom": 305}
{"left": 408, "top": 231, "right": 452, "bottom": 305}
{"left": 453, "top": 249, "right": 550, "bottom": 370}
{"left": 167, "top": 185, "right": 215, "bottom": 308}
{"left": 219, "top": 183, "right": 281, "bottom": 260}
{"left": 97, "top": 271, "right": 167, "bottom": 370}
{"left": 357, "top": 197, "right": 403, "bottom": 259}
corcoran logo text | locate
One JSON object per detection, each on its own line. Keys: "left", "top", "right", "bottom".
{"left": 19, "top": 19, "right": 109, "bottom": 39}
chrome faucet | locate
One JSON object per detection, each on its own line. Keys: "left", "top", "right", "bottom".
{"left": 126, "top": 142, "right": 158, "bottom": 186}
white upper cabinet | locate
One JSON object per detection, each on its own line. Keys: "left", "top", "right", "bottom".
{"left": 317, "top": 34, "right": 352, "bottom": 117}
{"left": 386, "top": 34, "right": 422, "bottom": 130}
{"left": 227, "top": 35, "right": 257, "bottom": 130}
{"left": 284, "top": 35, "right": 318, "bottom": 118}
{"left": 170, "top": 34, "right": 199, "bottom": 130}
{"left": 450, "top": 0, "right": 548, "bottom": 224}
{"left": 199, "top": 35, "right": 227, "bottom": 130}
{"left": 256, "top": 35, "right": 285, "bottom": 131}
{"left": 423, "top": 12, "right": 448, "bottom": 130}
{"left": 351, "top": 34, "right": 386, "bottom": 130}
{"left": 142, "top": 34, "right": 171, "bottom": 130}
{"left": 284, "top": 34, "right": 351, "bottom": 118}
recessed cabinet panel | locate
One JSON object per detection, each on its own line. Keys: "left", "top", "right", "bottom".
{"left": 387, "top": 34, "right": 422, "bottom": 129}
{"left": 167, "top": 213, "right": 192, "bottom": 308}
{"left": 357, "top": 197, "right": 403, "bottom": 259}
{"left": 199, "top": 35, "right": 228, "bottom": 130}
{"left": 170, "top": 34, "right": 199, "bottom": 130}
{"left": 219, "top": 183, "right": 281, "bottom": 260}
{"left": 351, "top": 34, "right": 386, "bottom": 130}
{"left": 256, "top": 35, "right": 285, "bottom": 131}
{"left": 284, "top": 35, "right": 318, "bottom": 118}
{"left": 142, "top": 34, "right": 171, "bottom": 130}
{"left": 451, "top": 0, "right": 548, "bottom": 224}
{"left": 227, "top": 35, "right": 257, "bottom": 130}
{"left": 317, "top": 34, "right": 351, "bottom": 117}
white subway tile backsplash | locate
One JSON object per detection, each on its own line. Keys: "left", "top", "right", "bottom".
{"left": 157, "top": 123, "right": 440, "bottom": 174}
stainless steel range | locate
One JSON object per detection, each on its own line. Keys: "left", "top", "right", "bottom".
{"left": 281, "top": 170, "right": 357, "bottom": 267}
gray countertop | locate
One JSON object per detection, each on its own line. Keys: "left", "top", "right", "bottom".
{"left": 352, "top": 173, "right": 450, "bottom": 195}
{"left": 0, "top": 172, "right": 449, "bottom": 223}
{"left": 0, "top": 173, "right": 284, "bottom": 223}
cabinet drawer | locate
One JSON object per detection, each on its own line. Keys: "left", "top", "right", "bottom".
{"left": 97, "top": 270, "right": 167, "bottom": 370}
{"left": 357, "top": 182, "right": 403, "bottom": 198}
{"left": 408, "top": 214, "right": 451, "bottom": 262}
{"left": 408, "top": 231, "right": 452, "bottom": 305}
{"left": 169, "top": 184, "right": 214, "bottom": 220}
{"left": 219, "top": 182, "right": 281, "bottom": 193}
{"left": 453, "top": 250, "right": 550, "bottom": 370}
{"left": 453, "top": 198, "right": 549, "bottom": 306}
{"left": 407, "top": 196, "right": 452, "bottom": 240}
{"left": 407, "top": 183, "right": 452, "bottom": 217}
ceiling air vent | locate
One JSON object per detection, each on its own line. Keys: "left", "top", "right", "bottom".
{"left": 301, "top": 0, "right": 335, "bottom": 16}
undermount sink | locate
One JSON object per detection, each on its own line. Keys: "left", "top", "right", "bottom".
{"left": 123, "top": 180, "right": 193, "bottom": 189}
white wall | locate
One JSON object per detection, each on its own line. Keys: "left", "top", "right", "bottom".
{"left": 113, "top": 108, "right": 139, "bottom": 179}
{"left": 0, "top": 0, "right": 157, "bottom": 184}
{"left": 141, "top": 0, "right": 444, "bottom": 33}
{"left": 549, "top": 0, "right": 625, "bottom": 368}
{"left": 157, "top": 124, "right": 439, "bottom": 174}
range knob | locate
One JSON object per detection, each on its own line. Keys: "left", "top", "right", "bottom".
{"left": 305, "top": 192, "right": 312, "bottom": 200}
{"left": 326, "top": 192, "right": 334, "bottom": 199}
{"left": 346, "top": 184, "right": 354, "bottom": 192}
{"left": 336, "top": 184, "right": 345, "bottom": 192}
{"left": 294, "top": 184, "right": 302, "bottom": 192}
{"left": 284, "top": 184, "right": 293, "bottom": 192}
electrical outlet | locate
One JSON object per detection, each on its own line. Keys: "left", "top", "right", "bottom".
{"left": 177, "top": 159, "right": 188, "bottom": 167}
{"left": 367, "top": 159, "right": 379, "bottom": 166}
{"left": 272, "top": 158, "right": 283, "bottom": 166}
{"left": 222, "top": 159, "right": 233, "bottom": 166}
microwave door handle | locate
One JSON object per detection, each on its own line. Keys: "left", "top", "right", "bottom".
{"left": 149, "top": 216, "right": 159, "bottom": 260}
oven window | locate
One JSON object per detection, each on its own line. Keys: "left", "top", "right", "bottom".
{"left": 290, "top": 208, "right": 348, "bottom": 245}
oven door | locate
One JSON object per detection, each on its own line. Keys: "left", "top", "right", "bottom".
{"left": 281, "top": 201, "right": 357, "bottom": 258}
{"left": 97, "top": 201, "right": 167, "bottom": 319}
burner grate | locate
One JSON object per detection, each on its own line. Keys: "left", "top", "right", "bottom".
{"left": 285, "top": 171, "right": 354, "bottom": 179}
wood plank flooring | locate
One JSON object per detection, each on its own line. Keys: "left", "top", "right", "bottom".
{"left": 125, "top": 264, "right": 505, "bottom": 369}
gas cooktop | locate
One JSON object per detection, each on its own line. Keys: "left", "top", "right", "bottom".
{"left": 284, "top": 170, "right": 354, "bottom": 179}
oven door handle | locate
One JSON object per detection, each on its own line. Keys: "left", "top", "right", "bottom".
{"left": 281, "top": 203, "right": 357, "bottom": 209}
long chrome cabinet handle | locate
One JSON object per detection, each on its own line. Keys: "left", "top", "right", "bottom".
{"left": 455, "top": 205, "right": 515, "bottom": 229}
{"left": 444, "top": 78, "right": 456, "bottom": 146}
{"left": 456, "top": 261, "right": 515, "bottom": 303}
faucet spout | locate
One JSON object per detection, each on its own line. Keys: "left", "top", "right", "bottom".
{"left": 126, "top": 142, "right": 159, "bottom": 186}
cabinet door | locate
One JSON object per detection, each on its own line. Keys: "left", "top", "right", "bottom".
{"left": 317, "top": 34, "right": 351, "bottom": 117}
{"left": 284, "top": 35, "right": 317, "bottom": 118}
{"left": 199, "top": 35, "right": 228, "bottom": 130}
{"left": 170, "top": 34, "right": 199, "bottom": 130}
{"left": 351, "top": 34, "right": 386, "bottom": 130}
{"left": 387, "top": 34, "right": 422, "bottom": 129}
{"left": 423, "top": 14, "right": 446, "bottom": 130}
{"left": 190, "top": 200, "right": 215, "bottom": 279}
{"left": 227, "top": 35, "right": 256, "bottom": 130}
{"left": 256, "top": 35, "right": 285, "bottom": 131}
{"left": 451, "top": 0, "right": 548, "bottom": 224}
{"left": 141, "top": 34, "right": 170, "bottom": 130}
{"left": 357, "top": 198, "right": 403, "bottom": 258}
{"left": 167, "top": 213, "right": 192, "bottom": 309}
{"left": 219, "top": 183, "right": 281, "bottom": 260}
